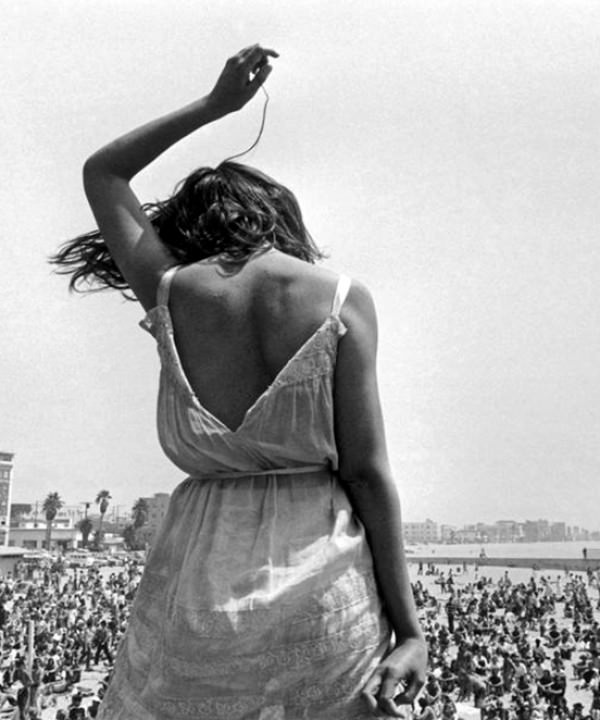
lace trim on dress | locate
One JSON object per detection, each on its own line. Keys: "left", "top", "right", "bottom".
{"left": 151, "top": 312, "right": 346, "bottom": 411}
{"left": 100, "top": 653, "right": 383, "bottom": 720}
{"left": 162, "top": 611, "right": 383, "bottom": 679}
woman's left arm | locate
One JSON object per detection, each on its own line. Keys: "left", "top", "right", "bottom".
{"left": 82, "top": 44, "right": 277, "bottom": 309}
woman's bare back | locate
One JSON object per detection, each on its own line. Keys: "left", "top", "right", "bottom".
{"left": 167, "top": 249, "right": 340, "bottom": 433}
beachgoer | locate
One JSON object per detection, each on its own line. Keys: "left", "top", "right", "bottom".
{"left": 29, "top": 657, "right": 42, "bottom": 714}
{"left": 92, "top": 621, "right": 112, "bottom": 667}
{"left": 51, "top": 44, "right": 427, "bottom": 719}
{"left": 415, "top": 696, "right": 436, "bottom": 720}
{"left": 12, "top": 657, "right": 31, "bottom": 720}
{"left": 68, "top": 692, "right": 86, "bottom": 720}
{"left": 591, "top": 683, "right": 600, "bottom": 720}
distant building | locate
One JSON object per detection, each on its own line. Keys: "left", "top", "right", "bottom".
{"left": 494, "top": 520, "right": 522, "bottom": 543}
{"left": 454, "top": 524, "right": 479, "bottom": 543}
{"left": 16, "top": 505, "right": 75, "bottom": 531}
{"left": 523, "top": 519, "right": 551, "bottom": 543}
{"left": 10, "top": 503, "right": 32, "bottom": 526}
{"left": 8, "top": 525, "right": 79, "bottom": 552}
{"left": 8, "top": 501, "right": 80, "bottom": 551}
{"left": 568, "top": 525, "right": 590, "bottom": 541}
{"left": 403, "top": 519, "right": 439, "bottom": 544}
{"left": 0, "top": 452, "right": 14, "bottom": 545}
{"left": 426, "top": 517, "right": 597, "bottom": 543}
{"left": 440, "top": 525, "right": 457, "bottom": 543}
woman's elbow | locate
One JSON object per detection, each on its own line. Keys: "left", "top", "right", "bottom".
{"left": 338, "top": 460, "right": 395, "bottom": 492}
{"left": 82, "top": 154, "right": 108, "bottom": 193}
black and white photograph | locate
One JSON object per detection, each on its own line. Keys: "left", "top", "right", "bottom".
{"left": 2, "top": 1, "right": 600, "bottom": 718}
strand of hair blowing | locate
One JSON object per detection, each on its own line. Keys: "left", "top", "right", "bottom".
{"left": 49, "top": 88, "right": 323, "bottom": 301}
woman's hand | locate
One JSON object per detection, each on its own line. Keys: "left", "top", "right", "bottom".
{"left": 363, "top": 637, "right": 428, "bottom": 717}
{"left": 207, "top": 44, "right": 279, "bottom": 116}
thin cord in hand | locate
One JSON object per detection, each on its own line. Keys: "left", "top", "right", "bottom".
{"left": 221, "top": 85, "right": 270, "bottom": 165}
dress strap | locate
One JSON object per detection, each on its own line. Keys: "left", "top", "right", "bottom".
{"left": 156, "top": 265, "right": 181, "bottom": 308}
{"left": 331, "top": 275, "right": 351, "bottom": 317}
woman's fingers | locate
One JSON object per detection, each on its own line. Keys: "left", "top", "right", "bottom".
{"left": 404, "top": 672, "right": 426, "bottom": 703}
{"left": 242, "top": 45, "right": 279, "bottom": 71}
{"left": 364, "top": 665, "right": 423, "bottom": 717}
{"left": 248, "top": 62, "right": 273, "bottom": 91}
{"left": 227, "top": 45, "right": 279, "bottom": 76}
{"left": 226, "top": 45, "right": 278, "bottom": 89}
{"left": 362, "top": 669, "right": 383, "bottom": 713}
{"left": 363, "top": 670, "right": 407, "bottom": 717}
{"left": 379, "top": 695, "right": 409, "bottom": 718}
{"left": 380, "top": 677, "right": 410, "bottom": 717}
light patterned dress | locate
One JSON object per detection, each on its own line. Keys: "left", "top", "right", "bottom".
{"left": 98, "top": 267, "right": 392, "bottom": 720}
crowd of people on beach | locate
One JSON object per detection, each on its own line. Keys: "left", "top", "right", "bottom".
{"left": 414, "top": 564, "right": 600, "bottom": 720}
{"left": 0, "top": 558, "right": 143, "bottom": 719}
{"left": 0, "top": 556, "right": 600, "bottom": 719}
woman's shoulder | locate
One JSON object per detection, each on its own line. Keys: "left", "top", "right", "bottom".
{"left": 168, "top": 250, "right": 377, "bottom": 336}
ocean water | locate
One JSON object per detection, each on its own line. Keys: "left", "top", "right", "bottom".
{"left": 407, "top": 539, "right": 600, "bottom": 559}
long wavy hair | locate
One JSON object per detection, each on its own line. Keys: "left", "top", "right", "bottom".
{"left": 50, "top": 161, "right": 323, "bottom": 300}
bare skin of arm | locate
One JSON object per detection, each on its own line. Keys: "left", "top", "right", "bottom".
{"left": 81, "top": 44, "right": 278, "bottom": 310}
{"left": 335, "top": 281, "right": 428, "bottom": 717}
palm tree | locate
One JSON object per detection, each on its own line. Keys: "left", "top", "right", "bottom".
{"left": 95, "top": 490, "right": 112, "bottom": 546}
{"left": 77, "top": 516, "right": 94, "bottom": 547}
{"left": 132, "top": 498, "right": 149, "bottom": 530}
{"left": 42, "top": 492, "right": 63, "bottom": 551}
{"left": 121, "top": 524, "right": 136, "bottom": 551}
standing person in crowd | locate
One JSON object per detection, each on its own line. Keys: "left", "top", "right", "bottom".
{"left": 13, "top": 657, "right": 31, "bottom": 720}
{"left": 29, "top": 657, "right": 42, "bottom": 715}
{"left": 50, "top": 44, "right": 427, "bottom": 719}
{"left": 92, "top": 622, "right": 112, "bottom": 668}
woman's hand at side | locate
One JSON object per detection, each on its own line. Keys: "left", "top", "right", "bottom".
{"left": 333, "top": 281, "right": 428, "bottom": 717}
{"left": 207, "top": 44, "right": 279, "bottom": 116}
{"left": 362, "top": 637, "right": 428, "bottom": 717}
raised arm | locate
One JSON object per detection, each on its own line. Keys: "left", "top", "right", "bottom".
{"left": 82, "top": 44, "right": 277, "bottom": 309}
{"left": 334, "top": 281, "right": 427, "bottom": 717}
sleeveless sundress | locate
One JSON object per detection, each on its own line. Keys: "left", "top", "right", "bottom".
{"left": 97, "top": 267, "right": 393, "bottom": 720}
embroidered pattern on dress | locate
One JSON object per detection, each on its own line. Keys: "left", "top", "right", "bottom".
{"left": 100, "top": 655, "right": 387, "bottom": 720}
{"left": 165, "top": 611, "right": 384, "bottom": 679}
{"left": 135, "top": 566, "right": 379, "bottom": 632}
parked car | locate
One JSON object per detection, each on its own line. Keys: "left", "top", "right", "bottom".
{"left": 66, "top": 551, "right": 96, "bottom": 568}
{"left": 22, "top": 550, "right": 53, "bottom": 564}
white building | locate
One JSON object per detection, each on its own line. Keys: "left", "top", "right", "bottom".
{"left": 403, "top": 519, "right": 439, "bottom": 544}
{"left": 0, "top": 452, "right": 14, "bottom": 545}
{"left": 9, "top": 503, "right": 80, "bottom": 551}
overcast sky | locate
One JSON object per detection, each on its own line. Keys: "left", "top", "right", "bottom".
{"left": 2, "top": 0, "right": 600, "bottom": 529}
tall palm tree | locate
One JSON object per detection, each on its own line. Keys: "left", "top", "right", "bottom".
{"left": 42, "top": 492, "right": 63, "bottom": 551}
{"left": 132, "top": 498, "right": 149, "bottom": 530}
{"left": 95, "top": 490, "right": 112, "bottom": 545}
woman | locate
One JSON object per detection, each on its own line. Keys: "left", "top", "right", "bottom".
{"left": 52, "top": 44, "right": 426, "bottom": 719}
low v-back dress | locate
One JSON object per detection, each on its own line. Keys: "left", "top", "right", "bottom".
{"left": 97, "top": 267, "right": 393, "bottom": 720}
